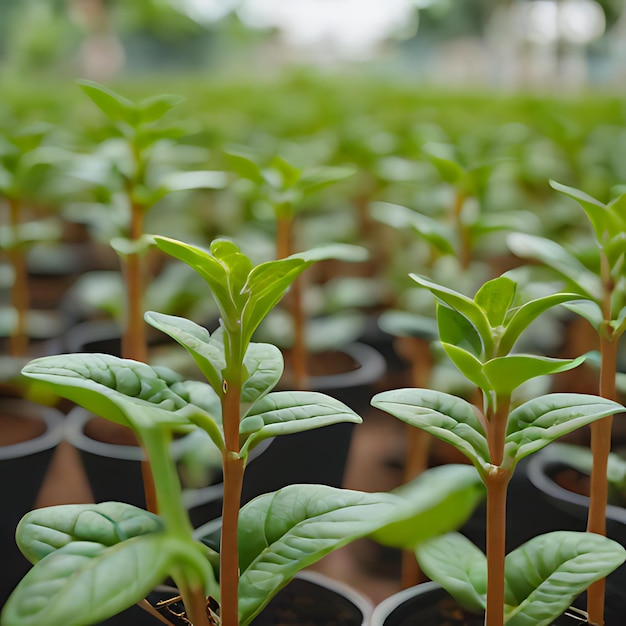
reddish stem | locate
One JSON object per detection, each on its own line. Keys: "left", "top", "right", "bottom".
{"left": 220, "top": 379, "right": 245, "bottom": 626}
{"left": 7, "top": 197, "right": 29, "bottom": 357}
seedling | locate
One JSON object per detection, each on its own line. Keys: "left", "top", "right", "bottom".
{"left": 373, "top": 274, "right": 626, "bottom": 625}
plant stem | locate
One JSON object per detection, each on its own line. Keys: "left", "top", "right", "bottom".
{"left": 7, "top": 197, "right": 29, "bottom": 357}
{"left": 140, "top": 428, "right": 211, "bottom": 626}
{"left": 485, "top": 466, "right": 510, "bottom": 626}
{"left": 586, "top": 332, "right": 618, "bottom": 626}
{"left": 276, "top": 211, "right": 308, "bottom": 389}
{"left": 220, "top": 350, "right": 245, "bottom": 626}
{"left": 121, "top": 200, "right": 148, "bottom": 363}
{"left": 484, "top": 397, "right": 511, "bottom": 626}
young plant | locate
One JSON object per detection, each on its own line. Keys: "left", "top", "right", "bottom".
{"left": 0, "top": 122, "right": 60, "bottom": 358}
{"left": 74, "top": 80, "right": 226, "bottom": 362}
{"left": 508, "top": 181, "right": 626, "bottom": 624}
{"left": 372, "top": 274, "right": 626, "bottom": 626}
{"left": 226, "top": 148, "right": 356, "bottom": 389}
{"left": 1, "top": 236, "right": 484, "bottom": 626}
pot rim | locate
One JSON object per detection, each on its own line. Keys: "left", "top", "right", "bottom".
{"left": 0, "top": 398, "right": 64, "bottom": 460}
{"left": 526, "top": 445, "right": 626, "bottom": 523}
{"left": 370, "top": 581, "right": 442, "bottom": 624}
{"left": 309, "top": 341, "right": 386, "bottom": 391}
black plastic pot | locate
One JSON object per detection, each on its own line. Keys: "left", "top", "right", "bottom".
{"left": 527, "top": 445, "right": 626, "bottom": 624}
{"left": 240, "top": 341, "right": 386, "bottom": 504}
{"left": 99, "top": 571, "right": 372, "bottom": 626}
{"left": 370, "top": 581, "right": 594, "bottom": 625}
{"left": 0, "top": 399, "right": 64, "bottom": 605}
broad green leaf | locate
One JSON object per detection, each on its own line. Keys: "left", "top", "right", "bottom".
{"left": 110, "top": 234, "right": 155, "bottom": 257}
{"left": 77, "top": 80, "right": 135, "bottom": 125}
{"left": 372, "top": 464, "right": 484, "bottom": 549}
{"left": 499, "top": 292, "right": 585, "bottom": 355}
{"left": 16, "top": 502, "right": 164, "bottom": 564}
{"left": 422, "top": 145, "right": 466, "bottom": 185}
{"left": 236, "top": 485, "right": 398, "bottom": 623}
{"left": 154, "top": 236, "right": 238, "bottom": 326}
{"left": 239, "top": 391, "right": 361, "bottom": 456}
{"left": 145, "top": 311, "right": 225, "bottom": 394}
{"left": 370, "top": 201, "right": 457, "bottom": 255}
{"left": 440, "top": 342, "right": 492, "bottom": 390}
{"left": 266, "top": 155, "right": 301, "bottom": 190}
{"left": 297, "top": 165, "right": 356, "bottom": 198}
{"left": 563, "top": 299, "right": 604, "bottom": 330}
{"left": 505, "top": 532, "right": 626, "bottom": 625}
{"left": 372, "top": 388, "right": 490, "bottom": 471}
{"left": 21, "top": 353, "right": 198, "bottom": 430}
{"left": 416, "top": 532, "right": 487, "bottom": 613}
{"left": 504, "top": 393, "right": 624, "bottom": 465}
{"left": 241, "top": 342, "right": 284, "bottom": 410}
{"left": 482, "top": 355, "right": 585, "bottom": 395}
{"left": 137, "top": 93, "right": 185, "bottom": 125}
{"left": 550, "top": 180, "right": 623, "bottom": 244}
{"left": 240, "top": 257, "right": 311, "bottom": 346}
{"left": 437, "top": 305, "right": 483, "bottom": 358}
{"left": 291, "top": 243, "right": 368, "bottom": 265}
{"left": 225, "top": 149, "right": 264, "bottom": 185}
{"left": 1, "top": 535, "right": 174, "bottom": 626}
{"left": 161, "top": 170, "right": 227, "bottom": 192}
{"left": 410, "top": 274, "right": 494, "bottom": 355}
{"left": 474, "top": 276, "right": 516, "bottom": 327}
{"left": 507, "top": 233, "right": 601, "bottom": 300}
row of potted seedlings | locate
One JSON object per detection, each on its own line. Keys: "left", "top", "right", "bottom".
{"left": 1, "top": 80, "right": 625, "bottom": 625}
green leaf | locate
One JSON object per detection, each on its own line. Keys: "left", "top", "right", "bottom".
{"left": 371, "top": 388, "right": 490, "bottom": 471}
{"left": 239, "top": 391, "right": 361, "bottom": 456}
{"left": 21, "top": 353, "right": 198, "bottom": 430}
{"left": 507, "top": 233, "right": 602, "bottom": 300}
{"left": 236, "top": 486, "right": 398, "bottom": 623}
{"left": 110, "top": 234, "right": 155, "bottom": 257}
{"left": 550, "top": 180, "right": 623, "bottom": 244}
{"left": 410, "top": 274, "right": 494, "bottom": 356}
{"left": 1, "top": 534, "right": 173, "bottom": 626}
{"left": 437, "top": 305, "right": 483, "bottom": 358}
{"left": 499, "top": 292, "right": 586, "bottom": 355}
{"left": 504, "top": 393, "right": 624, "bottom": 465}
{"left": 505, "top": 532, "right": 626, "bottom": 625}
{"left": 161, "top": 170, "right": 228, "bottom": 192}
{"left": 137, "top": 93, "right": 185, "bottom": 125}
{"left": 154, "top": 236, "right": 239, "bottom": 327}
{"left": 372, "top": 464, "right": 484, "bottom": 550}
{"left": 377, "top": 309, "right": 438, "bottom": 340}
{"left": 422, "top": 144, "right": 466, "bottom": 185}
{"left": 77, "top": 80, "right": 135, "bottom": 125}
{"left": 297, "top": 165, "right": 356, "bottom": 198}
{"left": 474, "top": 276, "right": 516, "bottom": 327}
{"left": 16, "top": 502, "right": 164, "bottom": 565}
{"left": 145, "top": 311, "right": 225, "bottom": 394}
{"left": 225, "top": 148, "right": 264, "bottom": 185}
{"left": 416, "top": 532, "right": 487, "bottom": 613}
{"left": 482, "top": 355, "right": 585, "bottom": 395}
{"left": 440, "top": 342, "right": 492, "bottom": 391}
{"left": 370, "top": 201, "right": 457, "bottom": 255}
{"left": 241, "top": 342, "right": 284, "bottom": 411}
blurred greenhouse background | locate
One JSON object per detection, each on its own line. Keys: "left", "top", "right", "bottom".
{"left": 1, "top": 0, "right": 625, "bottom": 89}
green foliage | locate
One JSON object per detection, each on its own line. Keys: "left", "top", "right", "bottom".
{"left": 416, "top": 531, "right": 626, "bottom": 625}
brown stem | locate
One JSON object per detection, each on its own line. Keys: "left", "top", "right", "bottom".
{"left": 276, "top": 212, "right": 308, "bottom": 389}
{"left": 121, "top": 201, "right": 147, "bottom": 363}
{"left": 586, "top": 333, "right": 618, "bottom": 626}
{"left": 179, "top": 583, "right": 211, "bottom": 626}
{"left": 483, "top": 397, "right": 511, "bottom": 626}
{"left": 220, "top": 379, "right": 245, "bottom": 626}
{"left": 485, "top": 466, "right": 511, "bottom": 626}
{"left": 7, "top": 197, "right": 29, "bottom": 357}
{"left": 453, "top": 191, "right": 471, "bottom": 270}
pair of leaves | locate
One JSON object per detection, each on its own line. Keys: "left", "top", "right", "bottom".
{"left": 154, "top": 236, "right": 366, "bottom": 350}
{"left": 411, "top": 274, "right": 584, "bottom": 397}
{"left": 226, "top": 147, "right": 355, "bottom": 213}
{"left": 371, "top": 388, "right": 624, "bottom": 473}
{"left": 416, "top": 531, "right": 626, "bottom": 625}
{"left": 226, "top": 464, "right": 483, "bottom": 624}
{"left": 2, "top": 503, "right": 212, "bottom": 626}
